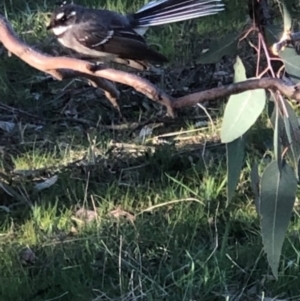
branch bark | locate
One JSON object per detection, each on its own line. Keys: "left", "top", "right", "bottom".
{"left": 174, "top": 78, "right": 299, "bottom": 108}
{"left": 0, "top": 14, "right": 299, "bottom": 116}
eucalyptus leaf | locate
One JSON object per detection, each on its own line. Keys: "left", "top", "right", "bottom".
{"left": 280, "top": 0, "right": 292, "bottom": 31}
{"left": 221, "top": 56, "right": 266, "bottom": 143}
{"left": 278, "top": 0, "right": 294, "bottom": 16}
{"left": 278, "top": 45, "right": 300, "bottom": 84}
{"left": 284, "top": 118, "right": 300, "bottom": 174}
{"left": 273, "top": 104, "right": 282, "bottom": 168}
{"left": 270, "top": 98, "right": 300, "bottom": 172}
{"left": 223, "top": 57, "right": 248, "bottom": 204}
{"left": 283, "top": 115, "right": 292, "bottom": 145}
{"left": 233, "top": 56, "right": 247, "bottom": 82}
{"left": 34, "top": 175, "right": 58, "bottom": 191}
{"left": 221, "top": 89, "right": 266, "bottom": 143}
{"left": 260, "top": 160, "right": 297, "bottom": 279}
{"left": 265, "top": 24, "right": 283, "bottom": 46}
{"left": 267, "top": 98, "right": 275, "bottom": 120}
{"left": 226, "top": 136, "right": 245, "bottom": 205}
{"left": 250, "top": 163, "right": 260, "bottom": 214}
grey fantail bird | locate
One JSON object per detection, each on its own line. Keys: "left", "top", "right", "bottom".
{"left": 47, "top": 0, "right": 225, "bottom": 68}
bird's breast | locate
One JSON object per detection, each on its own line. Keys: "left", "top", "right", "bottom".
{"left": 52, "top": 25, "right": 73, "bottom": 36}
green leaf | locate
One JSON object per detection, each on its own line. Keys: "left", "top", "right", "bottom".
{"left": 298, "top": 158, "right": 300, "bottom": 182}
{"left": 285, "top": 100, "right": 300, "bottom": 133}
{"left": 273, "top": 103, "right": 282, "bottom": 168}
{"left": 233, "top": 56, "right": 247, "bottom": 82}
{"left": 278, "top": 46, "right": 300, "bottom": 84}
{"left": 265, "top": 24, "right": 283, "bottom": 46}
{"left": 221, "top": 57, "right": 266, "bottom": 143}
{"left": 260, "top": 160, "right": 297, "bottom": 279}
{"left": 284, "top": 113, "right": 300, "bottom": 174}
{"left": 278, "top": 0, "right": 294, "bottom": 15}
{"left": 280, "top": 0, "right": 292, "bottom": 31}
{"left": 270, "top": 98, "right": 300, "bottom": 172}
{"left": 267, "top": 98, "right": 275, "bottom": 119}
{"left": 283, "top": 115, "right": 292, "bottom": 145}
{"left": 197, "top": 33, "right": 239, "bottom": 64}
{"left": 221, "top": 89, "right": 266, "bottom": 143}
{"left": 250, "top": 163, "right": 260, "bottom": 214}
{"left": 286, "top": 103, "right": 300, "bottom": 160}
{"left": 226, "top": 136, "right": 245, "bottom": 205}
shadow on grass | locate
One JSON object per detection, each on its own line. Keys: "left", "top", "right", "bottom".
{"left": 1, "top": 129, "right": 300, "bottom": 300}
{"left": 1, "top": 156, "right": 300, "bottom": 301}
{"left": 0, "top": 116, "right": 266, "bottom": 300}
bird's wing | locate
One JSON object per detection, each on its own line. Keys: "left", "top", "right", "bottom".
{"left": 72, "top": 20, "right": 167, "bottom": 62}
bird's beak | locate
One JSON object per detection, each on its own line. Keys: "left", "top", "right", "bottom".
{"left": 46, "top": 23, "right": 52, "bottom": 30}
{"left": 46, "top": 20, "right": 54, "bottom": 30}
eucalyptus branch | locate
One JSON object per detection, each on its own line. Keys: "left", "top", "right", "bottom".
{"left": 0, "top": 14, "right": 175, "bottom": 116}
{"left": 0, "top": 14, "right": 300, "bottom": 116}
{"left": 173, "top": 78, "right": 299, "bottom": 108}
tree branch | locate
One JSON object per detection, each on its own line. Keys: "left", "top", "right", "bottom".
{"left": 174, "top": 78, "right": 299, "bottom": 108}
{"left": 0, "top": 14, "right": 299, "bottom": 117}
{"left": 0, "top": 14, "right": 175, "bottom": 116}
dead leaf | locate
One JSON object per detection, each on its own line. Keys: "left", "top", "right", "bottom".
{"left": 0, "top": 121, "right": 16, "bottom": 133}
{"left": 108, "top": 206, "right": 136, "bottom": 223}
{"left": 70, "top": 226, "right": 78, "bottom": 234}
{"left": 34, "top": 175, "right": 58, "bottom": 191}
{"left": 75, "top": 208, "right": 98, "bottom": 223}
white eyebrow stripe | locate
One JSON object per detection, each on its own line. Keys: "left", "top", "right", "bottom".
{"left": 56, "top": 12, "right": 65, "bottom": 20}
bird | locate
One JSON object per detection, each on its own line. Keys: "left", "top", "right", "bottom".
{"left": 46, "top": 0, "right": 225, "bottom": 69}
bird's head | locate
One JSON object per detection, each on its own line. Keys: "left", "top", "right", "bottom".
{"left": 47, "top": 2, "right": 80, "bottom": 36}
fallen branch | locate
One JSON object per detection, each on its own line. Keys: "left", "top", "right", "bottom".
{"left": 0, "top": 14, "right": 299, "bottom": 116}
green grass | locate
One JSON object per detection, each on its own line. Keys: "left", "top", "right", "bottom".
{"left": 1, "top": 0, "right": 300, "bottom": 300}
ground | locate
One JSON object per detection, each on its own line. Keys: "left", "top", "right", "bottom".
{"left": 1, "top": 0, "right": 300, "bottom": 300}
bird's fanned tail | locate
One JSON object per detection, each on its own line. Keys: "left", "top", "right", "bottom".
{"left": 133, "top": 0, "right": 225, "bottom": 27}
